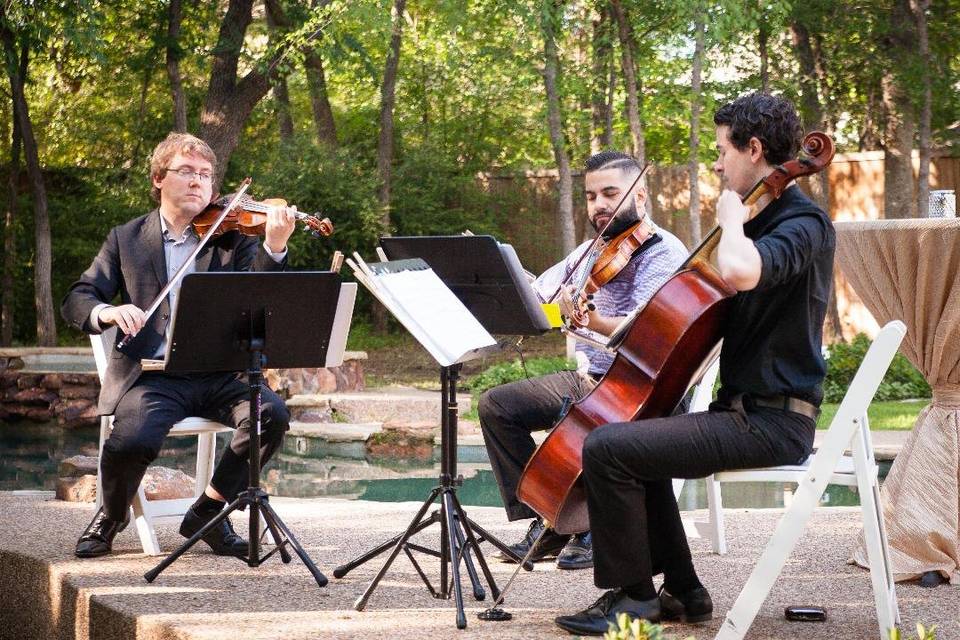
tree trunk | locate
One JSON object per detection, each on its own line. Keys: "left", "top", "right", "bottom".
{"left": 609, "top": 0, "right": 644, "bottom": 164}
{"left": 790, "top": 20, "right": 830, "bottom": 210}
{"left": 688, "top": 12, "right": 705, "bottom": 247}
{"left": 199, "top": 0, "right": 280, "bottom": 190}
{"left": 273, "top": 77, "right": 294, "bottom": 141}
{"left": 166, "top": 0, "right": 187, "bottom": 132}
{"left": 880, "top": 0, "right": 917, "bottom": 219}
{"left": 913, "top": 0, "right": 931, "bottom": 217}
{"left": 304, "top": 50, "right": 337, "bottom": 146}
{"left": 0, "top": 18, "right": 56, "bottom": 345}
{"left": 2, "top": 94, "right": 20, "bottom": 346}
{"left": 377, "top": 0, "right": 405, "bottom": 227}
{"left": 542, "top": 0, "right": 575, "bottom": 255}
{"left": 758, "top": 20, "right": 769, "bottom": 92}
{"left": 590, "top": 5, "right": 613, "bottom": 153}
{"left": 129, "top": 67, "right": 153, "bottom": 170}
{"left": 265, "top": 4, "right": 294, "bottom": 142}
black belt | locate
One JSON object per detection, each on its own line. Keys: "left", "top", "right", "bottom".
{"left": 748, "top": 394, "right": 821, "bottom": 421}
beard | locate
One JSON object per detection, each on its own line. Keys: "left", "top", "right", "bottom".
{"left": 592, "top": 198, "right": 643, "bottom": 239}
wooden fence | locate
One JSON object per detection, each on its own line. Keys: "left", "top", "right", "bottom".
{"left": 481, "top": 150, "right": 960, "bottom": 340}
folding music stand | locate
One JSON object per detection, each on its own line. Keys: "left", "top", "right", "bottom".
{"left": 333, "top": 236, "right": 549, "bottom": 629}
{"left": 143, "top": 271, "right": 355, "bottom": 588}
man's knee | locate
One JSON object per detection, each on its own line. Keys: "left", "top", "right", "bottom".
{"left": 583, "top": 423, "right": 630, "bottom": 471}
{"left": 103, "top": 432, "right": 163, "bottom": 463}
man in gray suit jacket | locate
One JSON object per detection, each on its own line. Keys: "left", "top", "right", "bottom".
{"left": 62, "top": 132, "right": 297, "bottom": 558}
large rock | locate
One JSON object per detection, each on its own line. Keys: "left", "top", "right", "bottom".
{"left": 62, "top": 373, "right": 98, "bottom": 386}
{"left": 16, "top": 374, "right": 42, "bottom": 390}
{"left": 59, "top": 455, "right": 99, "bottom": 477}
{"left": 12, "top": 388, "right": 58, "bottom": 405}
{"left": 59, "top": 384, "right": 98, "bottom": 400}
{"left": 40, "top": 374, "right": 63, "bottom": 390}
{"left": 141, "top": 467, "right": 196, "bottom": 500}
{"left": 56, "top": 475, "right": 97, "bottom": 502}
{"left": 53, "top": 398, "right": 99, "bottom": 428}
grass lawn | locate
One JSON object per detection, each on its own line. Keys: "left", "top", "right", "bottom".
{"left": 816, "top": 399, "right": 927, "bottom": 430}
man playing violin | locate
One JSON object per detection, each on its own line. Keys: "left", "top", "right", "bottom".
{"left": 479, "top": 151, "right": 688, "bottom": 570}
{"left": 555, "top": 93, "right": 835, "bottom": 634}
{"left": 61, "top": 132, "right": 298, "bottom": 558}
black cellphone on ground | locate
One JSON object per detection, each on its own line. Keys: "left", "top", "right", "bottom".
{"left": 784, "top": 605, "right": 827, "bottom": 622}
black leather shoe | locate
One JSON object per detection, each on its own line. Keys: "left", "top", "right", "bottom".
{"left": 494, "top": 518, "right": 570, "bottom": 563}
{"left": 179, "top": 506, "right": 248, "bottom": 556}
{"left": 75, "top": 508, "right": 129, "bottom": 558}
{"left": 556, "top": 531, "right": 593, "bottom": 570}
{"left": 659, "top": 585, "right": 713, "bottom": 623}
{"left": 919, "top": 571, "right": 945, "bottom": 588}
{"left": 555, "top": 589, "right": 660, "bottom": 636}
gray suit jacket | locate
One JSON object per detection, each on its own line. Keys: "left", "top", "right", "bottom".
{"left": 61, "top": 209, "right": 286, "bottom": 415}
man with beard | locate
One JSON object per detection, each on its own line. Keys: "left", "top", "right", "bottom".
{"left": 479, "top": 151, "right": 688, "bottom": 570}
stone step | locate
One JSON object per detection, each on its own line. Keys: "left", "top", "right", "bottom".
{"left": 286, "top": 387, "right": 472, "bottom": 425}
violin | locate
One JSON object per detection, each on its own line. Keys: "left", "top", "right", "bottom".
{"left": 192, "top": 194, "right": 334, "bottom": 239}
{"left": 517, "top": 132, "right": 836, "bottom": 534}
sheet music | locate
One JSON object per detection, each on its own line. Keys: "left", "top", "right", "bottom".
{"left": 349, "top": 256, "right": 496, "bottom": 366}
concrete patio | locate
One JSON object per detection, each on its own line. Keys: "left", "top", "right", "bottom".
{"left": 1, "top": 491, "right": 956, "bottom": 640}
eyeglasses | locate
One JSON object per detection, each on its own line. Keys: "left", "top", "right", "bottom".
{"left": 165, "top": 167, "right": 213, "bottom": 182}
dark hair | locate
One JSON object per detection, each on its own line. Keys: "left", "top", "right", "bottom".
{"left": 584, "top": 151, "right": 641, "bottom": 175}
{"left": 713, "top": 93, "right": 803, "bottom": 165}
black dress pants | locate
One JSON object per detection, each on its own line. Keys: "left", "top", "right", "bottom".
{"left": 99, "top": 371, "right": 290, "bottom": 522}
{"left": 478, "top": 370, "right": 595, "bottom": 521}
{"left": 582, "top": 397, "right": 815, "bottom": 589}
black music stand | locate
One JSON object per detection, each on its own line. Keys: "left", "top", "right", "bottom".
{"left": 332, "top": 236, "right": 549, "bottom": 629}
{"left": 143, "top": 271, "right": 351, "bottom": 588}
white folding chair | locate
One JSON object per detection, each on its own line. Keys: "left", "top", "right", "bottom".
{"left": 91, "top": 327, "right": 233, "bottom": 556}
{"left": 672, "top": 354, "right": 721, "bottom": 503}
{"left": 712, "top": 320, "right": 905, "bottom": 640}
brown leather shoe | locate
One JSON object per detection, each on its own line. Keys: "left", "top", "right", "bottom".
{"left": 75, "top": 508, "right": 129, "bottom": 558}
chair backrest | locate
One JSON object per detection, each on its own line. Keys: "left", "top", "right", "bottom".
{"left": 689, "top": 355, "right": 720, "bottom": 413}
{"left": 820, "top": 320, "right": 906, "bottom": 445}
{"left": 90, "top": 326, "right": 117, "bottom": 384}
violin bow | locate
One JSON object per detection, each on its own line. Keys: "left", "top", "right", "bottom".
{"left": 116, "top": 178, "right": 253, "bottom": 352}
{"left": 545, "top": 161, "right": 651, "bottom": 304}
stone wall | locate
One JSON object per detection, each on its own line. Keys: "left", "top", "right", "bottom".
{"left": 0, "top": 349, "right": 367, "bottom": 429}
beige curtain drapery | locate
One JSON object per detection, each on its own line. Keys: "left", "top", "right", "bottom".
{"left": 835, "top": 218, "right": 960, "bottom": 584}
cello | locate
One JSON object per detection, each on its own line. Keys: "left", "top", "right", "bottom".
{"left": 516, "top": 132, "right": 835, "bottom": 534}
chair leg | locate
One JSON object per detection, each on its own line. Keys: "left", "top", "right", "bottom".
{"left": 95, "top": 416, "right": 111, "bottom": 511}
{"left": 852, "top": 431, "right": 900, "bottom": 635}
{"left": 131, "top": 485, "right": 162, "bottom": 556}
{"left": 706, "top": 474, "right": 727, "bottom": 555}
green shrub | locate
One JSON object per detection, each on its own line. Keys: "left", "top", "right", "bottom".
{"left": 604, "top": 612, "right": 690, "bottom": 640}
{"left": 891, "top": 623, "right": 937, "bottom": 640}
{"left": 824, "top": 334, "right": 930, "bottom": 403}
{"left": 463, "top": 356, "right": 575, "bottom": 395}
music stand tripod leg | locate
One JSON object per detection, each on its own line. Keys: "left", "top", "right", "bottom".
{"left": 333, "top": 508, "right": 440, "bottom": 578}
{"left": 442, "top": 491, "right": 468, "bottom": 629}
{"left": 144, "top": 497, "right": 247, "bottom": 582}
{"left": 353, "top": 487, "right": 443, "bottom": 611}
{"left": 451, "top": 505, "right": 486, "bottom": 601}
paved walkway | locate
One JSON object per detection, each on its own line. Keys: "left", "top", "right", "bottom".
{"left": 1, "top": 492, "right": 956, "bottom": 640}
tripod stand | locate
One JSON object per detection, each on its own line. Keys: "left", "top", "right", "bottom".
{"left": 333, "top": 364, "right": 529, "bottom": 629}
{"left": 142, "top": 271, "right": 354, "bottom": 588}
{"left": 145, "top": 336, "right": 327, "bottom": 586}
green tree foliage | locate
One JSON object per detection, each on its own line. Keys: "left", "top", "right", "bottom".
{"left": 1, "top": 0, "right": 958, "bottom": 343}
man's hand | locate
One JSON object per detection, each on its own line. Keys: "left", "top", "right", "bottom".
{"left": 558, "top": 284, "right": 592, "bottom": 328}
{"left": 264, "top": 204, "right": 297, "bottom": 254}
{"left": 99, "top": 304, "right": 147, "bottom": 336}
{"left": 716, "top": 189, "right": 749, "bottom": 229}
